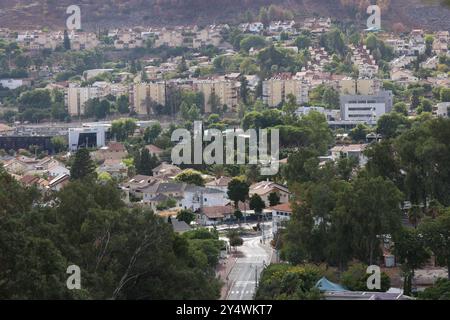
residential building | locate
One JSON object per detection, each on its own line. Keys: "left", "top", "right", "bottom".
{"left": 0, "top": 79, "right": 26, "bottom": 90}
{"left": 145, "top": 144, "right": 164, "bottom": 158}
{"left": 48, "top": 173, "right": 70, "bottom": 192}
{"left": 330, "top": 144, "right": 369, "bottom": 167}
{"left": 97, "top": 159, "right": 128, "bottom": 179}
{"left": 271, "top": 203, "right": 293, "bottom": 235}
{"left": 94, "top": 142, "right": 128, "bottom": 161}
{"left": 433, "top": 31, "right": 449, "bottom": 56}
{"left": 193, "top": 78, "right": 239, "bottom": 113}
{"left": 132, "top": 82, "right": 167, "bottom": 115}
{"left": 336, "top": 78, "right": 382, "bottom": 95}
{"left": 205, "top": 176, "right": 232, "bottom": 193}
{"left": 181, "top": 185, "right": 228, "bottom": 211}
{"left": 249, "top": 180, "right": 291, "bottom": 207}
{"left": 390, "top": 68, "right": 419, "bottom": 86}
{"left": 114, "top": 29, "right": 144, "bottom": 49}
{"left": 434, "top": 102, "right": 450, "bottom": 118}
{"left": 340, "top": 91, "right": 393, "bottom": 123}
{"left": 152, "top": 162, "right": 182, "bottom": 179}
{"left": 263, "top": 73, "right": 309, "bottom": 107}
{"left": 67, "top": 85, "right": 101, "bottom": 116}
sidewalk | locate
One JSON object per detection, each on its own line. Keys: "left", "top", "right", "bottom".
{"left": 216, "top": 253, "right": 238, "bottom": 300}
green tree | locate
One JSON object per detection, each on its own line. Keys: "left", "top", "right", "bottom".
{"left": 70, "top": 148, "right": 96, "bottom": 180}
{"left": 63, "top": 29, "right": 71, "bottom": 51}
{"left": 256, "top": 264, "right": 325, "bottom": 300}
{"left": 51, "top": 136, "right": 67, "bottom": 153}
{"left": 144, "top": 123, "right": 162, "bottom": 144}
{"left": 116, "top": 95, "right": 129, "bottom": 114}
{"left": 177, "top": 209, "right": 196, "bottom": 225}
{"left": 393, "top": 227, "right": 430, "bottom": 295}
{"left": 249, "top": 194, "right": 266, "bottom": 215}
{"left": 420, "top": 209, "right": 450, "bottom": 279}
{"left": 349, "top": 124, "right": 369, "bottom": 143}
{"left": 295, "top": 35, "right": 312, "bottom": 50}
{"left": 341, "top": 263, "right": 391, "bottom": 292}
{"left": 393, "top": 102, "right": 409, "bottom": 116}
{"left": 440, "top": 88, "right": 450, "bottom": 102}
{"left": 268, "top": 192, "right": 281, "bottom": 206}
{"left": 377, "top": 112, "right": 410, "bottom": 139}
{"left": 175, "top": 169, "right": 205, "bottom": 186}
{"left": 227, "top": 178, "right": 249, "bottom": 209}
{"left": 419, "top": 278, "right": 450, "bottom": 300}
{"left": 322, "top": 87, "right": 340, "bottom": 109}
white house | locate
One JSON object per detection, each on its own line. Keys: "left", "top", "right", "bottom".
{"left": 0, "top": 79, "right": 25, "bottom": 90}
{"left": 271, "top": 203, "right": 293, "bottom": 235}
{"left": 181, "top": 185, "right": 229, "bottom": 211}
{"left": 330, "top": 144, "right": 369, "bottom": 167}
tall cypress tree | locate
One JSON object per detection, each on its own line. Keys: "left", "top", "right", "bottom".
{"left": 70, "top": 148, "right": 96, "bottom": 180}
{"left": 63, "top": 29, "right": 71, "bottom": 51}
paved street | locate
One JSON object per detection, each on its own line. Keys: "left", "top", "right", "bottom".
{"left": 225, "top": 225, "right": 273, "bottom": 300}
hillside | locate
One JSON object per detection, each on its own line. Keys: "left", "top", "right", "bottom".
{"left": 0, "top": 0, "right": 449, "bottom": 30}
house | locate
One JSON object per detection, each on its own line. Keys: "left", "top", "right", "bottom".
{"left": 249, "top": 180, "right": 291, "bottom": 207}
{"left": 330, "top": 144, "right": 369, "bottom": 166}
{"left": 170, "top": 217, "right": 192, "bottom": 234}
{"left": 0, "top": 123, "right": 14, "bottom": 135}
{"left": 181, "top": 185, "right": 229, "bottom": 211}
{"left": 121, "top": 175, "right": 161, "bottom": 201}
{"left": 205, "top": 176, "right": 232, "bottom": 193}
{"left": 200, "top": 204, "right": 235, "bottom": 226}
{"left": 146, "top": 193, "right": 183, "bottom": 212}
{"left": 434, "top": 102, "right": 450, "bottom": 118}
{"left": 145, "top": 144, "right": 163, "bottom": 158}
{"left": 97, "top": 159, "right": 128, "bottom": 179}
{"left": 3, "top": 156, "right": 39, "bottom": 175}
{"left": 271, "top": 203, "right": 293, "bottom": 235}
{"left": 48, "top": 174, "right": 70, "bottom": 192}
{"left": 33, "top": 157, "right": 70, "bottom": 179}
{"left": 141, "top": 182, "right": 186, "bottom": 204}
{"left": 95, "top": 142, "right": 127, "bottom": 161}
{"left": 152, "top": 162, "right": 182, "bottom": 179}
{"left": 420, "top": 56, "right": 439, "bottom": 70}
{"left": 390, "top": 69, "right": 419, "bottom": 86}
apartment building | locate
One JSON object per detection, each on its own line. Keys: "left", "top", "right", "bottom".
{"left": 114, "top": 29, "right": 144, "bottom": 49}
{"left": 193, "top": 78, "right": 239, "bottom": 113}
{"left": 340, "top": 91, "right": 393, "bottom": 123}
{"left": 69, "top": 31, "right": 99, "bottom": 50}
{"left": 67, "top": 85, "right": 101, "bottom": 117}
{"left": 336, "top": 78, "right": 382, "bottom": 95}
{"left": 132, "top": 82, "right": 167, "bottom": 115}
{"left": 263, "top": 73, "right": 309, "bottom": 107}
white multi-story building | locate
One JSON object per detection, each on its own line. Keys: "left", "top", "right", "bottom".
{"left": 340, "top": 91, "right": 393, "bottom": 124}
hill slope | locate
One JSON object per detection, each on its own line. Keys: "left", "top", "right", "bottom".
{"left": 0, "top": 0, "right": 449, "bottom": 30}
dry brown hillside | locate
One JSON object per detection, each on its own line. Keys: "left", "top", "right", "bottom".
{"left": 0, "top": 0, "right": 449, "bottom": 30}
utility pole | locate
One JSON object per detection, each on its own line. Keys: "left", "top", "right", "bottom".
{"left": 255, "top": 265, "right": 258, "bottom": 288}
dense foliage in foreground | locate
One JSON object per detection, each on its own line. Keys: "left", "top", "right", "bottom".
{"left": 0, "top": 169, "right": 222, "bottom": 299}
